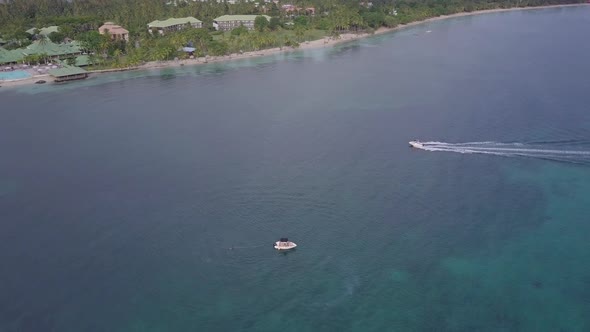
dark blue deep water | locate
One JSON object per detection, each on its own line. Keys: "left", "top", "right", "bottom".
{"left": 2, "top": 6, "right": 590, "bottom": 331}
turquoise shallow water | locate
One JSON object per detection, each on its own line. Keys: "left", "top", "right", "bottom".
{"left": 1, "top": 6, "right": 590, "bottom": 331}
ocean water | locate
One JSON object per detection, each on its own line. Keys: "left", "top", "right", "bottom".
{"left": 1, "top": 6, "right": 590, "bottom": 331}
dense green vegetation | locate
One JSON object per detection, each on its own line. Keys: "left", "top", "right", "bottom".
{"left": 0, "top": 0, "right": 584, "bottom": 68}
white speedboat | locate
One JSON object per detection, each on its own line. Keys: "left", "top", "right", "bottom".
{"left": 409, "top": 140, "right": 424, "bottom": 149}
{"left": 274, "top": 238, "right": 297, "bottom": 250}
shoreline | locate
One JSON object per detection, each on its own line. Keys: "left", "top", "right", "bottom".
{"left": 1, "top": 3, "right": 586, "bottom": 89}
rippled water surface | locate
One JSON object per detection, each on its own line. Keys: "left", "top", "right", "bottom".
{"left": 1, "top": 6, "right": 590, "bottom": 331}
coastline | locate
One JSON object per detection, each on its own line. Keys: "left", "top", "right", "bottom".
{"left": 0, "top": 3, "right": 586, "bottom": 89}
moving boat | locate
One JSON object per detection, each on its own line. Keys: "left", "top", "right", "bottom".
{"left": 409, "top": 140, "right": 424, "bottom": 149}
{"left": 274, "top": 238, "right": 297, "bottom": 250}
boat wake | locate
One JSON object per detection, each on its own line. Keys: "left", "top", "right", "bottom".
{"left": 414, "top": 141, "right": 590, "bottom": 165}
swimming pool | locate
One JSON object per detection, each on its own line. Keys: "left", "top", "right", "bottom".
{"left": 0, "top": 70, "right": 32, "bottom": 81}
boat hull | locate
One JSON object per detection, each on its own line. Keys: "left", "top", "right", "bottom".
{"left": 274, "top": 241, "right": 297, "bottom": 250}
{"left": 409, "top": 141, "right": 424, "bottom": 149}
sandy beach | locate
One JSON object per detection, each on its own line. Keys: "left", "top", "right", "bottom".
{"left": 0, "top": 3, "right": 586, "bottom": 89}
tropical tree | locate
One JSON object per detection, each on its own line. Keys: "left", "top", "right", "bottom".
{"left": 38, "top": 36, "right": 49, "bottom": 48}
{"left": 58, "top": 25, "right": 75, "bottom": 39}
{"left": 66, "top": 57, "right": 77, "bottom": 66}
{"left": 269, "top": 3, "right": 280, "bottom": 16}
{"left": 294, "top": 15, "right": 309, "bottom": 28}
{"left": 48, "top": 31, "right": 66, "bottom": 43}
{"left": 169, "top": 32, "right": 188, "bottom": 49}
{"left": 269, "top": 17, "right": 280, "bottom": 31}
{"left": 254, "top": 15, "right": 269, "bottom": 32}
{"left": 209, "top": 40, "right": 228, "bottom": 55}
{"left": 231, "top": 25, "right": 248, "bottom": 36}
{"left": 361, "top": 11, "right": 386, "bottom": 29}
{"left": 294, "top": 25, "right": 305, "bottom": 42}
{"left": 88, "top": 54, "right": 98, "bottom": 68}
{"left": 184, "top": 28, "right": 212, "bottom": 53}
{"left": 99, "top": 34, "right": 111, "bottom": 57}
{"left": 126, "top": 49, "right": 143, "bottom": 66}
{"left": 78, "top": 31, "right": 102, "bottom": 54}
{"left": 383, "top": 16, "right": 399, "bottom": 28}
{"left": 39, "top": 52, "right": 50, "bottom": 64}
{"left": 112, "top": 49, "right": 122, "bottom": 66}
{"left": 23, "top": 54, "right": 42, "bottom": 65}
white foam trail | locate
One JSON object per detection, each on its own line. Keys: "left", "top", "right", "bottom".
{"left": 437, "top": 146, "right": 590, "bottom": 156}
{"left": 416, "top": 141, "right": 590, "bottom": 163}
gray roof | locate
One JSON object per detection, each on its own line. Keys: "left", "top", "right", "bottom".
{"left": 26, "top": 26, "right": 59, "bottom": 36}
{"left": 147, "top": 17, "right": 202, "bottom": 28}
{"left": 0, "top": 40, "right": 82, "bottom": 64}
{"left": 214, "top": 15, "right": 271, "bottom": 22}
{"left": 0, "top": 48, "right": 24, "bottom": 64}
{"left": 22, "top": 40, "right": 81, "bottom": 57}
{"left": 48, "top": 65, "right": 87, "bottom": 77}
{"left": 74, "top": 55, "right": 93, "bottom": 66}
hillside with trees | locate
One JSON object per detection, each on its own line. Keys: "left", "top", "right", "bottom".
{"left": 0, "top": 0, "right": 584, "bottom": 68}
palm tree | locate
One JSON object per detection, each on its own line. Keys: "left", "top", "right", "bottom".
{"left": 37, "top": 36, "right": 50, "bottom": 63}
{"left": 171, "top": 33, "right": 188, "bottom": 50}
{"left": 87, "top": 54, "right": 97, "bottom": 69}
{"left": 99, "top": 35, "right": 110, "bottom": 59}
{"left": 39, "top": 52, "right": 49, "bottom": 65}
{"left": 38, "top": 36, "right": 48, "bottom": 47}
{"left": 294, "top": 26, "right": 305, "bottom": 42}
{"left": 113, "top": 49, "right": 122, "bottom": 66}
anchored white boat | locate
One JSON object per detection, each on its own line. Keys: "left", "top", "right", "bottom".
{"left": 409, "top": 140, "right": 424, "bottom": 149}
{"left": 274, "top": 238, "right": 297, "bottom": 250}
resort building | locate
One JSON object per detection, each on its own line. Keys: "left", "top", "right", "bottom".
{"left": 25, "top": 26, "right": 59, "bottom": 36}
{"left": 99, "top": 22, "right": 129, "bottom": 42}
{"left": 281, "top": 4, "right": 298, "bottom": 12}
{"left": 22, "top": 40, "right": 82, "bottom": 59}
{"left": 147, "top": 17, "right": 202, "bottom": 35}
{"left": 48, "top": 65, "right": 88, "bottom": 82}
{"left": 72, "top": 55, "right": 93, "bottom": 67}
{"left": 213, "top": 15, "right": 271, "bottom": 31}
{"left": 281, "top": 5, "right": 314, "bottom": 14}
{"left": 0, "top": 47, "right": 24, "bottom": 65}
{"left": 1, "top": 40, "right": 84, "bottom": 65}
